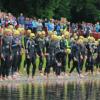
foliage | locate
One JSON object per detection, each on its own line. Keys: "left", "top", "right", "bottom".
{"left": 0, "top": 0, "right": 100, "bottom": 22}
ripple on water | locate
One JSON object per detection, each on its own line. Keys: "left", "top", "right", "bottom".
{"left": 0, "top": 80, "right": 100, "bottom": 100}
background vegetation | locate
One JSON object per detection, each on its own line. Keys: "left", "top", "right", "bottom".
{"left": 0, "top": 0, "right": 100, "bottom": 22}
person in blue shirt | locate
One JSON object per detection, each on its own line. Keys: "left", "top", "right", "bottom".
{"left": 18, "top": 13, "right": 25, "bottom": 27}
{"left": 32, "top": 18, "right": 38, "bottom": 34}
{"left": 28, "top": 18, "right": 33, "bottom": 30}
{"left": 47, "top": 19, "right": 55, "bottom": 31}
{"left": 37, "top": 19, "right": 43, "bottom": 32}
{"left": 95, "top": 22, "right": 100, "bottom": 32}
{"left": 25, "top": 18, "right": 30, "bottom": 30}
{"left": 55, "top": 22, "right": 61, "bottom": 35}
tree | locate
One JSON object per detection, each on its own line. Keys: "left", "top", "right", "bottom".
{"left": 70, "top": 0, "right": 99, "bottom": 22}
{"left": 0, "top": 0, "right": 100, "bottom": 22}
{"left": 54, "top": 0, "right": 71, "bottom": 20}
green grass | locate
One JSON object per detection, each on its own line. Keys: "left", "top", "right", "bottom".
{"left": 19, "top": 36, "right": 97, "bottom": 75}
{"left": 19, "top": 53, "right": 87, "bottom": 75}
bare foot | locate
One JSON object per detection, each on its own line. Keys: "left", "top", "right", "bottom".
{"left": 84, "top": 72, "right": 89, "bottom": 76}
{"left": 40, "top": 73, "right": 44, "bottom": 76}
{"left": 0, "top": 78, "right": 3, "bottom": 81}
{"left": 8, "top": 76, "right": 12, "bottom": 80}
{"left": 65, "top": 73, "right": 69, "bottom": 77}
{"left": 79, "top": 74, "right": 84, "bottom": 78}
{"left": 4, "top": 77, "right": 8, "bottom": 81}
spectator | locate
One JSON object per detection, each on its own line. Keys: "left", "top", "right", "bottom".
{"left": 18, "top": 13, "right": 25, "bottom": 27}
{"left": 32, "top": 17, "right": 38, "bottom": 34}
{"left": 95, "top": 22, "right": 100, "bottom": 32}
{"left": 47, "top": 19, "right": 55, "bottom": 31}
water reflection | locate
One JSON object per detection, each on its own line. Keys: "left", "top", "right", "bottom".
{"left": 0, "top": 81, "right": 100, "bottom": 100}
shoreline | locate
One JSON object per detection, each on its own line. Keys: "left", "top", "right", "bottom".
{"left": 0, "top": 73, "right": 100, "bottom": 84}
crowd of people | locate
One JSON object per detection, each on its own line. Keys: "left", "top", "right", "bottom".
{"left": 0, "top": 11, "right": 100, "bottom": 81}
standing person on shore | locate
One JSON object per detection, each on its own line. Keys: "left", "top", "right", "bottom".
{"left": 55, "top": 36, "right": 67, "bottom": 77}
{"left": 44, "top": 34, "right": 60, "bottom": 76}
{"left": 44, "top": 31, "right": 52, "bottom": 77}
{"left": 79, "top": 36, "right": 87, "bottom": 71}
{"left": 24, "top": 30, "right": 31, "bottom": 69}
{"left": 25, "top": 33, "right": 37, "bottom": 79}
{"left": 11, "top": 30, "right": 22, "bottom": 79}
{"left": 85, "top": 37, "right": 95, "bottom": 75}
{"left": 17, "top": 27, "right": 25, "bottom": 72}
{"left": 35, "top": 31, "right": 45, "bottom": 75}
{"left": 60, "top": 31, "right": 71, "bottom": 76}
{"left": 1, "top": 29, "right": 13, "bottom": 80}
{"left": 64, "top": 31, "right": 71, "bottom": 69}
{"left": 95, "top": 39, "right": 100, "bottom": 74}
{"left": 69, "top": 38, "right": 84, "bottom": 78}
{"left": 60, "top": 34, "right": 67, "bottom": 75}
{"left": 0, "top": 33, "right": 3, "bottom": 80}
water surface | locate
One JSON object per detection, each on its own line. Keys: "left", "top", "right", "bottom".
{"left": 0, "top": 81, "right": 100, "bottom": 100}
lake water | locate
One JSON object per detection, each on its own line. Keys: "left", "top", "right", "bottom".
{"left": 0, "top": 80, "right": 100, "bottom": 100}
